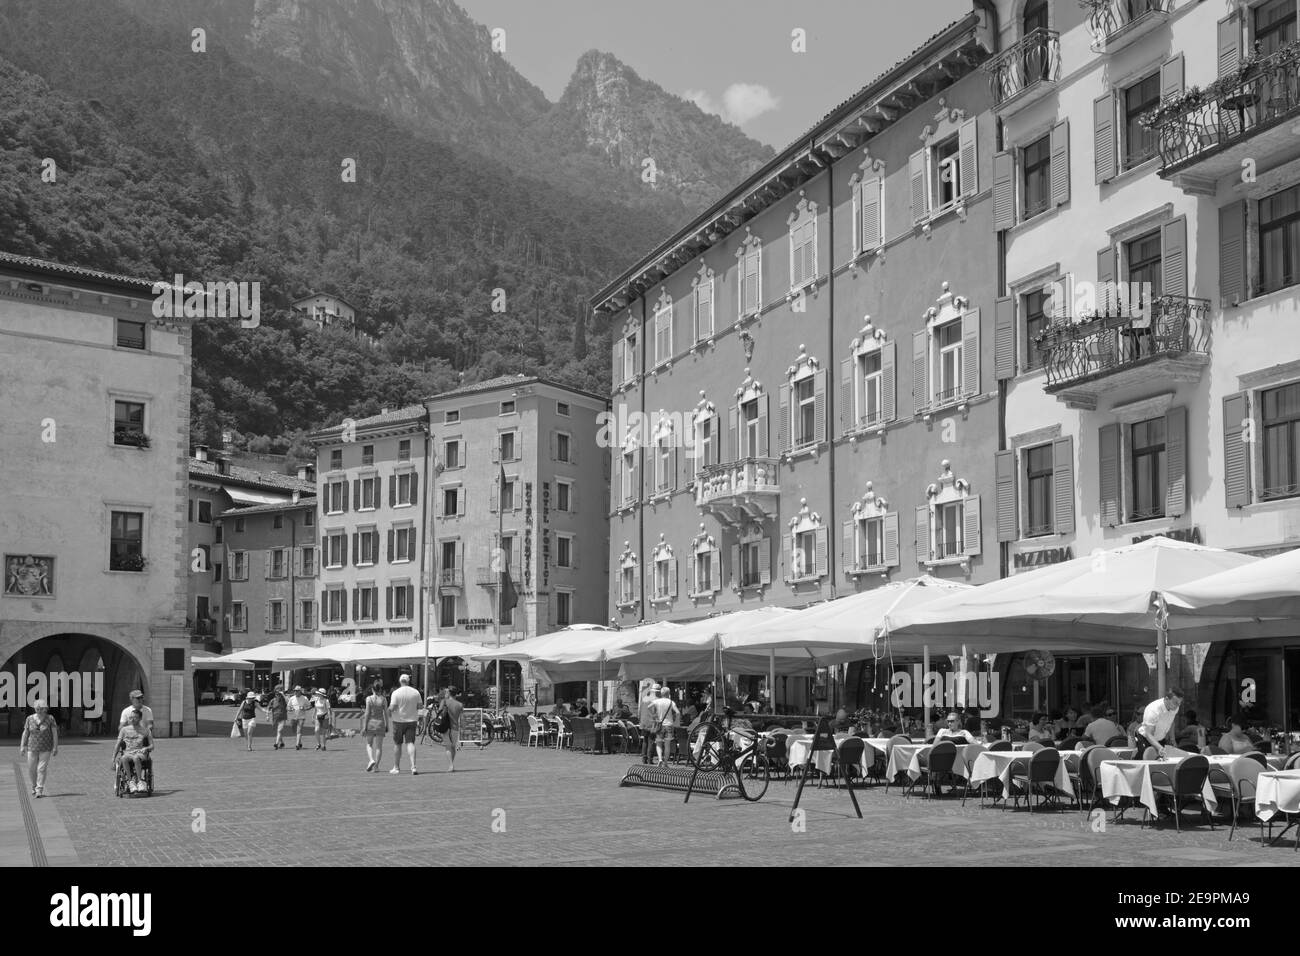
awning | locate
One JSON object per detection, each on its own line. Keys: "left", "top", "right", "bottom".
{"left": 225, "top": 488, "right": 288, "bottom": 506}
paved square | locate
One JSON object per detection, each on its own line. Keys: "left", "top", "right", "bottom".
{"left": 3, "top": 722, "right": 1296, "bottom": 867}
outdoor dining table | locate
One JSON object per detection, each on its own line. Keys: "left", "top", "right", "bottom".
{"left": 1098, "top": 758, "right": 1218, "bottom": 818}
{"left": 1254, "top": 770, "right": 1300, "bottom": 846}
{"left": 783, "top": 733, "right": 872, "bottom": 776}
{"left": 967, "top": 748, "right": 1076, "bottom": 801}
{"left": 888, "top": 742, "right": 979, "bottom": 782}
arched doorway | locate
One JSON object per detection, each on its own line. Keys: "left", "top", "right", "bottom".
{"left": 2, "top": 634, "right": 146, "bottom": 737}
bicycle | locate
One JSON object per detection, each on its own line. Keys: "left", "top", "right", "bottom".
{"left": 684, "top": 708, "right": 771, "bottom": 803}
{"left": 417, "top": 703, "right": 441, "bottom": 745}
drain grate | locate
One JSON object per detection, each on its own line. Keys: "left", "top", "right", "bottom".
{"left": 12, "top": 763, "right": 48, "bottom": 867}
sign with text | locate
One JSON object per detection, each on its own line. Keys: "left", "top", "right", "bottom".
{"left": 1013, "top": 546, "right": 1074, "bottom": 570}
{"left": 1132, "top": 527, "right": 1202, "bottom": 545}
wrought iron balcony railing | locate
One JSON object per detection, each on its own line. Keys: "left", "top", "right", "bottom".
{"left": 1081, "top": 0, "right": 1171, "bottom": 49}
{"left": 475, "top": 566, "right": 521, "bottom": 587}
{"left": 1039, "top": 295, "right": 1211, "bottom": 391}
{"left": 438, "top": 568, "right": 464, "bottom": 588}
{"left": 1154, "top": 40, "right": 1300, "bottom": 172}
{"left": 984, "top": 28, "right": 1060, "bottom": 108}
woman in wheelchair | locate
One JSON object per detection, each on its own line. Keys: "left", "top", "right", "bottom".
{"left": 114, "top": 710, "right": 154, "bottom": 794}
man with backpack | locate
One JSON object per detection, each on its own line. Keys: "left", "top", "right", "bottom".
{"left": 438, "top": 687, "right": 465, "bottom": 772}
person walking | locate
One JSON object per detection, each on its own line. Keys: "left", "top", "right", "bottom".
{"left": 387, "top": 673, "right": 422, "bottom": 775}
{"left": 362, "top": 680, "right": 389, "bottom": 772}
{"left": 19, "top": 700, "right": 58, "bottom": 798}
{"left": 286, "top": 685, "right": 311, "bottom": 750}
{"left": 439, "top": 687, "right": 465, "bottom": 772}
{"left": 266, "top": 683, "right": 288, "bottom": 750}
{"left": 311, "top": 688, "right": 332, "bottom": 750}
{"left": 119, "top": 689, "right": 154, "bottom": 734}
{"left": 652, "top": 685, "right": 679, "bottom": 767}
{"left": 638, "top": 681, "right": 660, "bottom": 765}
{"left": 236, "top": 692, "right": 258, "bottom": 751}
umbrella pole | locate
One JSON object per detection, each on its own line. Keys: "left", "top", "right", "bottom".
{"left": 769, "top": 649, "right": 775, "bottom": 717}
{"left": 1155, "top": 596, "right": 1169, "bottom": 698}
{"left": 923, "top": 644, "right": 931, "bottom": 740}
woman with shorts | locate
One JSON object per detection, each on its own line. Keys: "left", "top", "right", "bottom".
{"left": 312, "top": 688, "right": 332, "bottom": 751}
{"left": 362, "top": 680, "right": 388, "bottom": 772}
{"left": 236, "top": 692, "right": 258, "bottom": 751}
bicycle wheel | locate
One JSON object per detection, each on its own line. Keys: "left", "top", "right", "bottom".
{"left": 735, "top": 745, "right": 770, "bottom": 802}
{"left": 687, "top": 723, "right": 723, "bottom": 771}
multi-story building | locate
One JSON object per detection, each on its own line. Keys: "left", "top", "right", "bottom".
{"left": 292, "top": 292, "right": 379, "bottom": 348}
{"left": 592, "top": 14, "right": 999, "bottom": 712}
{"left": 988, "top": 0, "right": 1300, "bottom": 726}
{"left": 0, "top": 252, "right": 195, "bottom": 735}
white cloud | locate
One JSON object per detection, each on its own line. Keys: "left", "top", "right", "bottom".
{"left": 684, "top": 82, "right": 779, "bottom": 127}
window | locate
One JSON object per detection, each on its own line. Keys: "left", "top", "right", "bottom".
{"left": 501, "top": 479, "right": 516, "bottom": 512}
{"left": 115, "top": 319, "right": 146, "bottom": 349}
{"left": 395, "top": 526, "right": 414, "bottom": 562}
{"left": 326, "top": 589, "right": 346, "bottom": 624}
{"left": 742, "top": 399, "right": 759, "bottom": 457}
{"left": 500, "top": 432, "right": 516, "bottom": 462}
{"left": 113, "top": 401, "right": 145, "bottom": 445}
{"left": 795, "top": 378, "right": 816, "bottom": 447}
{"left": 789, "top": 206, "right": 816, "bottom": 289}
{"left": 622, "top": 451, "right": 635, "bottom": 503}
{"left": 654, "top": 556, "right": 672, "bottom": 599}
{"left": 215, "top": 524, "right": 223, "bottom": 544}
{"left": 230, "top": 550, "right": 247, "bottom": 580}
{"left": 860, "top": 352, "right": 883, "bottom": 425}
{"left": 272, "top": 514, "right": 283, "bottom": 530}
{"left": 696, "top": 551, "right": 713, "bottom": 592}
{"left": 302, "top": 546, "right": 316, "bottom": 576}
{"left": 935, "top": 502, "right": 964, "bottom": 558}
{"left": 326, "top": 480, "right": 346, "bottom": 514}
{"left": 443, "top": 487, "right": 460, "bottom": 517}
{"left": 1260, "top": 184, "right": 1300, "bottom": 296}
{"left": 556, "top": 432, "right": 571, "bottom": 463}
{"left": 444, "top": 440, "right": 460, "bottom": 469}
{"left": 739, "top": 242, "right": 762, "bottom": 317}
{"left": 694, "top": 271, "right": 714, "bottom": 341}
{"left": 1022, "top": 134, "right": 1051, "bottom": 220}
{"left": 623, "top": 332, "right": 638, "bottom": 383}
{"left": 556, "top": 592, "right": 572, "bottom": 627}
{"left": 398, "top": 439, "right": 411, "bottom": 462}
{"left": 1130, "top": 416, "right": 1167, "bottom": 520}
{"left": 357, "top": 586, "right": 378, "bottom": 622}
{"left": 1122, "top": 73, "right": 1160, "bottom": 169}
{"left": 330, "top": 449, "right": 343, "bottom": 470}
{"left": 396, "top": 472, "right": 413, "bottom": 505}
{"left": 393, "top": 584, "right": 411, "bottom": 620}
{"left": 556, "top": 480, "right": 572, "bottom": 512}
{"left": 1023, "top": 290, "right": 1049, "bottom": 371}
{"left": 557, "top": 535, "right": 572, "bottom": 569}
{"left": 557, "top": 401, "right": 570, "bottom": 417}
{"left": 269, "top": 601, "right": 285, "bottom": 632}
{"left": 358, "top": 530, "right": 378, "bottom": 565}
{"left": 197, "top": 500, "right": 212, "bottom": 524}
{"left": 933, "top": 135, "right": 960, "bottom": 210}
{"left": 439, "top": 595, "right": 456, "bottom": 628}
{"left": 696, "top": 416, "right": 715, "bottom": 468}
{"left": 500, "top": 401, "right": 516, "bottom": 415}
{"left": 360, "top": 476, "right": 378, "bottom": 510}
{"left": 936, "top": 320, "right": 963, "bottom": 403}
{"left": 234, "top": 517, "right": 245, "bottom": 533}
{"left": 441, "top": 540, "right": 458, "bottom": 570}
{"left": 1025, "top": 444, "right": 1055, "bottom": 536}
{"left": 231, "top": 602, "right": 246, "bottom": 631}
{"left": 1255, "top": 0, "right": 1298, "bottom": 57}
{"left": 445, "top": 410, "right": 460, "bottom": 424}
{"left": 301, "top": 600, "right": 315, "bottom": 630}
{"left": 362, "top": 444, "right": 374, "bottom": 466}
{"left": 303, "top": 510, "right": 313, "bottom": 527}
{"left": 739, "top": 541, "right": 762, "bottom": 588}
{"left": 188, "top": 499, "right": 193, "bottom": 523}
{"left": 214, "top": 563, "right": 223, "bottom": 582}
{"left": 856, "top": 516, "right": 884, "bottom": 570}
{"left": 654, "top": 298, "right": 673, "bottom": 366}
{"left": 109, "top": 510, "right": 143, "bottom": 570}
{"left": 270, "top": 549, "right": 286, "bottom": 579}
{"left": 1262, "top": 382, "right": 1300, "bottom": 499}
{"left": 654, "top": 436, "right": 672, "bottom": 493}
{"left": 792, "top": 530, "right": 816, "bottom": 579}
{"left": 1125, "top": 230, "right": 1162, "bottom": 313}
{"left": 620, "top": 565, "right": 636, "bottom": 603}
{"left": 325, "top": 533, "right": 345, "bottom": 569}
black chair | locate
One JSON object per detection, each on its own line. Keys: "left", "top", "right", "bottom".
{"left": 513, "top": 715, "right": 530, "bottom": 746}
{"left": 1242, "top": 751, "right": 1268, "bottom": 767}
{"left": 907, "top": 741, "right": 958, "bottom": 799}
{"left": 1285, "top": 753, "right": 1300, "bottom": 771}
{"left": 760, "top": 733, "right": 790, "bottom": 781}
{"left": 1105, "top": 735, "right": 1130, "bottom": 748}
{"left": 988, "top": 739, "right": 1013, "bottom": 751}
{"left": 1020, "top": 741, "right": 1045, "bottom": 752}
{"left": 833, "top": 736, "right": 866, "bottom": 788}
{"left": 1146, "top": 754, "right": 1212, "bottom": 831}
{"left": 1079, "top": 746, "right": 1117, "bottom": 815}
{"left": 1058, "top": 736, "right": 1084, "bottom": 751}
{"left": 1007, "top": 747, "right": 1062, "bottom": 812}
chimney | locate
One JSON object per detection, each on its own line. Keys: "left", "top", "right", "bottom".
{"left": 216, "top": 456, "right": 230, "bottom": 476}
{"left": 194, "top": 445, "right": 209, "bottom": 462}
{"left": 297, "top": 465, "right": 316, "bottom": 482}
{"left": 381, "top": 406, "right": 389, "bottom": 415}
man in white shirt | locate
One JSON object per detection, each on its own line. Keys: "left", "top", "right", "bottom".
{"left": 1136, "top": 688, "right": 1184, "bottom": 757}
{"left": 387, "top": 674, "right": 422, "bottom": 775}
{"left": 651, "top": 686, "right": 679, "bottom": 767}
{"left": 932, "top": 712, "right": 977, "bottom": 744}
{"left": 119, "top": 690, "right": 154, "bottom": 734}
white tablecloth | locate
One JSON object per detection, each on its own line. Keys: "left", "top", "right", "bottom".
{"left": 1099, "top": 759, "right": 1218, "bottom": 817}
{"left": 888, "top": 743, "right": 978, "bottom": 782}
{"left": 785, "top": 733, "right": 868, "bottom": 776}
{"left": 1255, "top": 770, "right": 1300, "bottom": 823}
{"left": 968, "top": 749, "right": 1076, "bottom": 799}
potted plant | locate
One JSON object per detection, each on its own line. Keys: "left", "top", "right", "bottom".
{"left": 110, "top": 552, "right": 148, "bottom": 572}
{"left": 113, "top": 429, "right": 151, "bottom": 449}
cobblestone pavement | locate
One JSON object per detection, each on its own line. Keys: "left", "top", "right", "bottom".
{"left": 3, "top": 730, "right": 1297, "bottom": 867}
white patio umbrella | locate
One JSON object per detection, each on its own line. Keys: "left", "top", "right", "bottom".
{"left": 224, "top": 641, "right": 336, "bottom": 669}
{"left": 349, "top": 639, "right": 488, "bottom": 666}
{"left": 471, "top": 623, "right": 617, "bottom": 664}
{"left": 191, "top": 654, "right": 254, "bottom": 671}
{"left": 1164, "top": 546, "right": 1300, "bottom": 620}
{"left": 884, "top": 537, "right": 1271, "bottom": 695}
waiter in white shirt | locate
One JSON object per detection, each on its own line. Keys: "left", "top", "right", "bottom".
{"left": 119, "top": 689, "right": 154, "bottom": 734}
{"left": 1135, "top": 687, "right": 1183, "bottom": 757}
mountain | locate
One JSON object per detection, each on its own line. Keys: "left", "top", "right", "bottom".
{"left": 0, "top": 0, "right": 774, "bottom": 458}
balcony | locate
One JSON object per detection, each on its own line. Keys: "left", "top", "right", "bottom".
{"left": 438, "top": 568, "right": 463, "bottom": 592}
{"left": 984, "top": 28, "right": 1060, "bottom": 117}
{"left": 1155, "top": 40, "right": 1300, "bottom": 194}
{"left": 695, "top": 457, "right": 780, "bottom": 527}
{"left": 1039, "top": 295, "right": 1210, "bottom": 409}
{"left": 1081, "top": 0, "right": 1171, "bottom": 56}
{"left": 475, "top": 567, "right": 521, "bottom": 588}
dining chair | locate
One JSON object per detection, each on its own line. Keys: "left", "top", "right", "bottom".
{"left": 988, "top": 739, "right": 1013, "bottom": 752}
{"left": 1242, "top": 751, "right": 1268, "bottom": 768}
{"left": 1284, "top": 753, "right": 1300, "bottom": 771}
{"left": 1105, "top": 735, "right": 1130, "bottom": 748}
{"left": 1007, "top": 747, "right": 1062, "bottom": 813}
{"left": 553, "top": 716, "right": 573, "bottom": 750}
{"left": 1080, "top": 746, "right": 1117, "bottom": 815}
{"left": 833, "top": 736, "right": 866, "bottom": 789}
{"left": 525, "top": 714, "right": 549, "bottom": 747}
{"left": 908, "top": 741, "right": 958, "bottom": 800}
{"left": 1146, "top": 754, "right": 1212, "bottom": 832}
{"left": 883, "top": 734, "right": 912, "bottom": 792}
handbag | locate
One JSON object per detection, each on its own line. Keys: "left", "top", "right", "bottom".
{"left": 435, "top": 706, "right": 452, "bottom": 734}
{"left": 230, "top": 721, "right": 242, "bottom": 739}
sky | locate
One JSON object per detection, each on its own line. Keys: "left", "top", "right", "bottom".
{"left": 457, "top": 0, "right": 974, "bottom": 149}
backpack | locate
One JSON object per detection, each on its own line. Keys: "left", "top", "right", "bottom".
{"left": 435, "top": 704, "right": 452, "bottom": 734}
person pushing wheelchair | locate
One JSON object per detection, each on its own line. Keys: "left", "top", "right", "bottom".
{"left": 114, "top": 709, "right": 154, "bottom": 793}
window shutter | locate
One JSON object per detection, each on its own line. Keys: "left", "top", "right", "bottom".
{"left": 1161, "top": 216, "right": 1187, "bottom": 299}
{"left": 490, "top": 482, "right": 499, "bottom": 513}
{"left": 435, "top": 490, "right": 444, "bottom": 517}
{"left": 389, "top": 475, "right": 396, "bottom": 507}
{"left": 1052, "top": 436, "right": 1076, "bottom": 534}
{"left": 994, "top": 296, "right": 1016, "bottom": 381}
{"left": 992, "top": 150, "right": 1015, "bottom": 231}
{"left": 790, "top": 223, "right": 805, "bottom": 288}
{"left": 264, "top": 602, "right": 270, "bottom": 631}
{"left": 351, "top": 587, "right": 358, "bottom": 622}
{"left": 730, "top": 544, "right": 740, "bottom": 587}
{"left": 549, "top": 430, "right": 557, "bottom": 461}
{"left": 958, "top": 118, "right": 977, "bottom": 196}
{"left": 687, "top": 552, "right": 696, "bottom": 595}
{"left": 743, "top": 249, "right": 760, "bottom": 315}
{"left": 386, "top": 586, "right": 393, "bottom": 621}
{"left": 387, "top": 529, "right": 394, "bottom": 562}
{"left": 909, "top": 149, "right": 927, "bottom": 223}
{"left": 570, "top": 437, "right": 577, "bottom": 465}
{"left": 341, "top": 482, "right": 348, "bottom": 513}
{"left": 570, "top": 483, "right": 577, "bottom": 512}
{"left": 406, "top": 585, "right": 414, "bottom": 617}
{"left": 860, "top": 178, "right": 881, "bottom": 251}
{"left": 613, "top": 337, "right": 625, "bottom": 385}
{"left": 842, "top": 520, "right": 856, "bottom": 573}
{"left": 814, "top": 527, "right": 829, "bottom": 578}
{"left": 761, "top": 536, "right": 774, "bottom": 586}
{"left": 813, "top": 368, "right": 828, "bottom": 443}
{"left": 492, "top": 441, "right": 500, "bottom": 463}
{"left": 756, "top": 394, "right": 769, "bottom": 457}
{"left": 612, "top": 456, "right": 622, "bottom": 509}
{"left": 1217, "top": 14, "right": 1240, "bottom": 77}
{"left": 710, "top": 551, "right": 721, "bottom": 593}
{"left": 1050, "top": 119, "right": 1070, "bottom": 207}
{"left": 457, "top": 490, "right": 466, "bottom": 516}
{"left": 881, "top": 341, "right": 897, "bottom": 423}
{"left": 1099, "top": 423, "right": 1121, "bottom": 527}
{"left": 1093, "top": 93, "right": 1116, "bottom": 184}
{"left": 962, "top": 495, "right": 982, "bottom": 557}
{"left": 840, "top": 358, "right": 855, "bottom": 433}
{"left": 1223, "top": 392, "right": 1252, "bottom": 508}
{"left": 670, "top": 446, "right": 679, "bottom": 492}
{"left": 513, "top": 537, "right": 522, "bottom": 574}
{"left": 1160, "top": 54, "right": 1184, "bottom": 103}
{"left": 410, "top": 473, "right": 418, "bottom": 506}
{"left": 995, "top": 449, "right": 1018, "bottom": 542}
{"left": 340, "top": 589, "right": 348, "bottom": 623}
{"left": 668, "top": 558, "right": 678, "bottom": 598}
{"left": 962, "top": 309, "right": 980, "bottom": 397}
{"left": 293, "top": 547, "right": 302, "bottom": 577}
{"left": 353, "top": 479, "right": 360, "bottom": 510}
{"left": 1219, "top": 201, "right": 1245, "bottom": 307}
{"left": 351, "top": 532, "right": 358, "bottom": 566}
{"left": 778, "top": 384, "right": 791, "bottom": 453}
{"left": 1165, "top": 405, "right": 1187, "bottom": 518}
{"left": 264, "top": 551, "right": 271, "bottom": 580}
{"left": 320, "top": 589, "right": 327, "bottom": 622}
{"left": 409, "top": 530, "right": 418, "bottom": 561}
{"left": 1097, "top": 245, "right": 1117, "bottom": 314}
{"left": 633, "top": 566, "right": 642, "bottom": 605}
{"left": 728, "top": 405, "right": 739, "bottom": 461}
{"left": 914, "top": 505, "right": 930, "bottom": 564}
{"left": 912, "top": 330, "right": 929, "bottom": 412}
{"left": 883, "top": 513, "right": 900, "bottom": 568}
{"left": 629, "top": 456, "right": 638, "bottom": 504}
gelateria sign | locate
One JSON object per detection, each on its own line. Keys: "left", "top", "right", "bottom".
{"left": 890, "top": 665, "right": 1001, "bottom": 718}
{"left": 0, "top": 665, "right": 105, "bottom": 718}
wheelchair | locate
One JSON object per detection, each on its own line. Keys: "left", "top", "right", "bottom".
{"left": 114, "top": 752, "right": 154, "bottom": 797}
